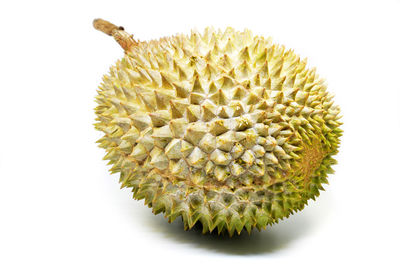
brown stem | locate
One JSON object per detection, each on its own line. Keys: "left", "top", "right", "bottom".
{"left": 93, "top": 18, "right": 137, "bottom": 52}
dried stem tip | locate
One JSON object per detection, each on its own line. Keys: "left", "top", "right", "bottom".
{"left": 93, "top": 18, "right": 137, "bottom": 52}
{"left": 93, "top": 18, "right": 123, "bottom": 36}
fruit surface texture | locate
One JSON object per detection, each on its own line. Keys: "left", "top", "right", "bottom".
{"left": 94, "top": 19, "right": 342, "bottom": 236}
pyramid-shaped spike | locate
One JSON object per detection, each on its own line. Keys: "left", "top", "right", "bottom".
{"left": 201, "top": 103, "right": 217, "bottom": 122}
{"left": 154, "top": 52, "right": 169, "bottom": 69}
{"left": 267, "top": 45, "right": 276, "bottom": 61}
{"left": 169, "top": 158, "right": 189, "bottom": 175}
{"left": 252, "top": 145, "right": 266, "bottom": 158}
{"left": 181, "top": 46, "right": 192, "bottom": 58}
{"left": 265, "top": 152, "right": 279, "bottom": 165}
{"left": 259, "top": 61, "right": 269, "bottom": 77}
{"left": 237, "top": 60, "right": 250, "bottom": 79}
{"left": 135, "top": 128, "right": 154, "bottom": 151}
{"left": 255, "top": 100, "right": 269, "bottom": 110}
{"left": 251, "top": 38, "right": 263, "bottom": 55}
{"left": 271, "top": 62, "right": 283, "bottom": 78}
{"left": 241, "top": 150, "right": 255, "bottom": 167}
{"left": 155, "top": 90, "right": 175, "bottom": 109}
{"left": 239, "top": 46, "right": 250, "bottom": 61}
{"left": 147, "top": 52, "right": 159, "bottom": 69}
{"left": 255, "top": 48, "right": 268, "bottom": 64}
{"left": 112, "top": 84, "right": 124, "bottom": 99}
{"left": 121, "top": 127, "right": 140, "bottom": 143}
{"left": 187, "top": 147, "right": 208, "bottom": 168}
{"left": 120, "top": 102, "right": 139, "bottom": 115}
{"left": 209, "top": 89, "right": 229, "bottom": 106}
{"left": 224, "top": 38, "right": 235, "bottom": 53}
{"left": 126, "top": 68, "right": 140, "bottom": 83}
{"left": 252, "top": 86, "right": 266, "bottom": 98}
{"left": 295, "top": 91, "right": 309, "bottom": 105}
{"left": 134, "top": 53, "right": 152, "bottom": 68}
{"left": 198, "top": 133, "right": 216, "bottom": 154}
{"left": 136, "top": 67, "right": 153, "bottom": 83}
{"left": 165, "top": 139, "right": 182, "bottom": 159}
{"left": 130, "top": 114, "right": 151, "bottom": 131}
{"left": 228, "top": 68, "right": 237, "bottom": 79}
{"left": 170, "top": 99, "right": 189, "bottom": 115}
{"left": 185, "top": 105, "right": 201, "bottom": 122}
{"left": 169, "top": 101, "right": 184, "bottom": 118}
{"left": 193, "top": 75, "right": 207, "bottom": 96}
{"left": 249, "top": 110, "right": 267, "bottom": 123}
{"left": 246, "top": 92, "right": 260, "bottom": 105}
{"left": 252, "top": 73, "right": 261, "bottom": 86}
{"left": 169, "top": 118, "right": 188, "bottom": 138}
{"left": 230, "top": 162, "right": 245, "bottom": 176}
{"left": 232, "top": 86, "right": 247, "bottom": 100}
{"left": 262, "top": 78, "right": 271, "bottom": 92}
{"left": 211, "top": 42, "right": 220, "bottom": 56}
{"left": 184, "top": 123, "right": 208, "bottom": 145}
{"left": 204, "top": 51, "right": 214, "bottom": 63}
{"left": 209, "top": 119, "right": 229, "bottom": 136}
{"left": 176, "top": 63, "right": 188, "bottom": 81}
{"left": 173, "top": 82, "right": 190, "bottom": 98}
{"left": 160, "top": 72, "right": 174, "bottom": 89}
{"left": 150, "top": 147, "right": 169, "bottom": 169}
{"left": 217, "top": 107, "right": 230, "bottom": 118}
{"left": 234, "top": 115, "right": 253, "bottom": 131}
{"left": 204, "top": 63, "right": 217, "bottom": 80}
{"left": 214, "top": 166, "right": 230, "bottom": 181}
{"left": 208, "top": 81, "right": 218, "bottom": 94}
{"left": 294, "top": 74, "right": 308, "bottom": 89}
{"left": 130, "top": 143, "right": 148, "bottom": 161}
{"left": 152, "top": 125, "right": 173, "bottom": 147}
{"left": 231, "top": 101, "right": 245, "bottom": 117}
{"left": 219, "top": 54, "right": 232, "bottom": 69}
{"left": 283, "top": 87, "right": 299, "bottom": 100}
{"left": 190, "top": 92, "right": 206, "bottom": 105}
{"left": 242, "top": 80, "right": 251, "bottom": 90}
{"left": 216, "top": 131, "right": 235, "bottom": 152}
{"left": 230, "top": 142, "right": 244, "bottom": 159}
{"left": 274, "top": 145, "right": 289, "bottom": 159}
{"left": 149, "top": 110, "right": 170, "bottom": 127}
{"left": 180, "top": 140, "right": 194, "bottom": 157}
{"left": 146, "top": 68, "right": 162, "bottom": 87}
{"left": 204, "top": 161, "right": 215, "bottom": 175}
{"left": 271, "top": 76, "right": 286, "bottom": 91}
{"left": 134, "top": 86, "right": 157, "bottom": 111}
{"left": 112, "top": 117, "right": 131, "bottom": 132}
{"left": 210, "top": 149, "right": 232, "bottom": 166}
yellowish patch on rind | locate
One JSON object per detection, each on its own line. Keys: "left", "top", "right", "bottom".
{"left": 298, "top": 139, "right": 327, "bottom": 187}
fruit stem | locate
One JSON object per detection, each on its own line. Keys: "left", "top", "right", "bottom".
{"left": 93, "top": 18, "right": 137, "bottom": 52}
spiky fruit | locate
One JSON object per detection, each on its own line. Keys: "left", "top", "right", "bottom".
{"left": 93, "top": 19, "right": 342, "bottom": 236}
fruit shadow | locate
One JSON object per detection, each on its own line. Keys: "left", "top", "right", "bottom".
{"left": 141, "top": 193, "right": 332, "bottom": 255}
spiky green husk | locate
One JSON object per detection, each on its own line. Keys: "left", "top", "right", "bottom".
{"left": 94, "top": 27, "right": 342, "bottom": 236}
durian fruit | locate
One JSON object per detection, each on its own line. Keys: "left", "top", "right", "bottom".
{"left": 93, "top": 19, "right": 342, "bottom": 236}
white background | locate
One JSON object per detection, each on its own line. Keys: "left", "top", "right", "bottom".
{"left": 1, "top": 0, "right": 400, "bottom": 264}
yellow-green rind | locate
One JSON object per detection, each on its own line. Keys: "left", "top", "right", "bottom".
{"left": 94, "top": 27, "right": 342, "bottom": 236}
